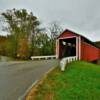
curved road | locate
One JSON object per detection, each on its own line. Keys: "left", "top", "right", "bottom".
{"left": 0, "top": 59, "right": 59, "bottom": 100}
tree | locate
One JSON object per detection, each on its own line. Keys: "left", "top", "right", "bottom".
{"left": 1, "top": 8, "right": 40, "bottom": 59}
{"left": 49, "top": 21, "right": 63, "bottom": 54}
{"left": 31, "top": 32, "right": 50, "bottom": 56}
{"left": 17, "top": 37, "right": 30, "bottom": 59}
{"left": 49, "top": 21, "right": 63, "bottom": 40}
{"left": 0, "top": 36, "right": 7, "bottom": 56}
{"left": 95, "top": 41, "right": 100, "bottom": 48}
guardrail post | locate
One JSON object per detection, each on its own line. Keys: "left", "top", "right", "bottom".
{"left": 60, "top": 56, "right": 78, "bottom": 71}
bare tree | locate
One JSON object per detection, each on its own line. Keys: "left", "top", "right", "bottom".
{"left": 49, "top": 21, "right": 63, "bottom": 40}
{"left": 49, "top": 21, "right": 63, "bottom": 54}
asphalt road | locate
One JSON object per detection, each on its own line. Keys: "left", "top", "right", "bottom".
{"left": 0, "top": 60, "right": 59, "bottom": 100}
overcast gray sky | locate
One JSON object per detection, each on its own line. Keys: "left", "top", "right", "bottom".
{"left": 0, "top": 0, "right": 100, "bottom": 41}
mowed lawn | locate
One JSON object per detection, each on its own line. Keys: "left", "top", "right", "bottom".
{"left": 26, "top": 61, "right": 100, "bottom": 100}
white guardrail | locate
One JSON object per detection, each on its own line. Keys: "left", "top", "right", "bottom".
{"left": 31, "top": 55, "right": 56, "bottom": 60}
{"left": 60, "top": 56, "right": 78, "bottom": 71}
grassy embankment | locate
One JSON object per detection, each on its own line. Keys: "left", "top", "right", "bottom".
{"left": 26, "top": 61, "right": 100, "bottom": 100}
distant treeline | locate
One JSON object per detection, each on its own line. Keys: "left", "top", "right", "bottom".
{"left": 95, "top": 41, "right": 100, "bottom": 48}
{"left": 0, "top": 34, "right": 55, "bottom": 60}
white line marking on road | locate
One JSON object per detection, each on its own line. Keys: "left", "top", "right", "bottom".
{"left": 18, "top": 80, "right": 38, "bottom": 100}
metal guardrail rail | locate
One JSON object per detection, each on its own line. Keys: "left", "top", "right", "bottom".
{"left": 31, "top": 55, "right": 56, "bottom": 60}
{"left": 31, "top": 55, "right": 78, "bottom": 71}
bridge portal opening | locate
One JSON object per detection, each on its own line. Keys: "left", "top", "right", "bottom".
{"left": 59, "top": 37, "right": 76, "bottom": 59}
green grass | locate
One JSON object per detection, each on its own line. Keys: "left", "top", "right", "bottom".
{"left": 28, "top": 61, "right": 100, "bottom": 100}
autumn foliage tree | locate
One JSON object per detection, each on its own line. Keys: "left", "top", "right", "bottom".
{"left": 1, "top": 8, "right": 40, "bottom": 59}
{"left": 17, "top": 37, "right": 30, "bottom": 59}
{"left": 0, "top": 36, "right": 7, "bottom": 56}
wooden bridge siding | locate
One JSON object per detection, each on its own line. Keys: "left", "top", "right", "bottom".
{"left": 81, "top": 41, "right": 100, "bottom": 61}
{"left": 58, "top": 31, "right": 78, "bottom": 39}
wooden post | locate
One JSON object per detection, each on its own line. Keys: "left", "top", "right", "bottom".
{"left": 56, "top": 40, "right": 59, "bottom": 59}
{"left": 76, "top": 37, "right": 79, "bottom": 60}
{"left": 79, "top": 36, "right": 81, "bottom": 60}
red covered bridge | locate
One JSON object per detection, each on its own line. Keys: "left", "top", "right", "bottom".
{"left": 56, "top": 29, "right": 100, "bottom": 63}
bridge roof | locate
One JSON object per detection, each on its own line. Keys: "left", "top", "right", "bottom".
{"left": 57, "top": 29, "right": 100, "bottom": 49}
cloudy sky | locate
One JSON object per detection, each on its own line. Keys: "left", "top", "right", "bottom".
{"left": 0, "top": 0, "right": 100, "bottom": 41}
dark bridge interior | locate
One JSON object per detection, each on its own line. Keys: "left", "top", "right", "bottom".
{"left": 60, "top": 37, "right": 76, "bottom": 58}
